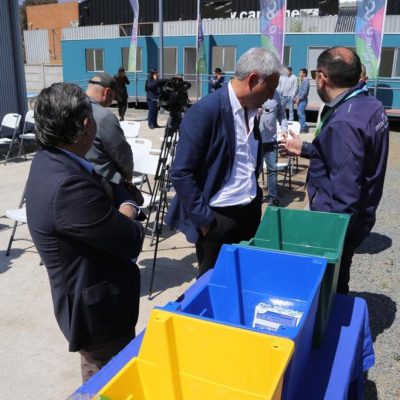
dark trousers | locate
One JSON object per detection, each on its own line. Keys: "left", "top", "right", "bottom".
{"left": 79, "top": 333, "right": 135, "bottom": 383}
{"left": 195, "top": 196, "right": 262, "bottom": 277}
{"left": 117, "top": 100, "right": 128, "bottom": 120}
{"left": 147, "top": 99, "right": 158, "bottom": 127}
{"left": 337, "top": 237, "right": 361, "bottom": 295}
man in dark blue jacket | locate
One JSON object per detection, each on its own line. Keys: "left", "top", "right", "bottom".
{"left": 281, "top": 47, "right": 389, "bottom": 294}
{"left": 25, "top": 83, "right": 144, "bottom": 381}
{"left": 166, "top": 48, "right": 282, "bottom": 276}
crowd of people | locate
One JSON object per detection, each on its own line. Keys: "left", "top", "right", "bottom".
{"left": 24, "top": 46, "right": 389, "bottom": 383}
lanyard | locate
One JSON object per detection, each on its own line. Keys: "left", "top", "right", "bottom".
{"left": 314, "top": 88, "right": 366, "bottom": 138}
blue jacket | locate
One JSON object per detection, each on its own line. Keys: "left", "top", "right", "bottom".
{"left": 304, "top": 82, "right": 389, "bottom": 243}
{"left": 297, "top": 78, "right": 309, "bottom": 102}
{"left": 165, "top": 85, "right": 263, "bottom": 243}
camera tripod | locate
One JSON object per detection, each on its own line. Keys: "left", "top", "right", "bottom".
{"left": 144, "top": 110, "right": 182, "bottom": 299}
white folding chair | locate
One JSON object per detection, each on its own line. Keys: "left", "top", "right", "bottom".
{"left": 126, "top": 138, "right": 155, "bottom": 191}
{"left": 287, "top": 121, "right": 300, "bottom": 135}
{"left": 120, "top": 120, "right": 140, "bottom": 138}
{"left": 5, "top": 184, "right": 27, "bottom": 256}
{"left": 287, "top": 121, "right": 301, "bottom": 172}
{"left": 0, "top": 113, "right": 22, "bottom": 165}
{"left": 18, "top": 110, "right": 36, "bottom": 159}
{"left": 133, "top": 150, "right": 161, "bottom": 242}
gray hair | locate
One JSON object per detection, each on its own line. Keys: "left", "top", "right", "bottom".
{"left": 235, "top": 48, "right": 283, "bottom": 80}
{"left": 34, "top": 83, "right": 93, "bottom": 148}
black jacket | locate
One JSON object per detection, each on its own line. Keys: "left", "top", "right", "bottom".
{"left": 26, "top": 148, "right": 143, "bottom": 351}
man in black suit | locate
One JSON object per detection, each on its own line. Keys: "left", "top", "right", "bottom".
{"left": 25, "top": 83, "right": 144, "bottom": 382}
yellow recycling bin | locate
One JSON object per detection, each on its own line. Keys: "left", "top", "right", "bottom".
{"left": 97, "top": 309, "right": 294, "bottom": 400}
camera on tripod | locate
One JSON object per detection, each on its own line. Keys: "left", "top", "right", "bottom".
{"left": 159, "top": 76, "right": 191, "bottom": 113}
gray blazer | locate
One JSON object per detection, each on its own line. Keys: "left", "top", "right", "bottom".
{"left": 86, "top": 99, "right": 133, "bottom": 183}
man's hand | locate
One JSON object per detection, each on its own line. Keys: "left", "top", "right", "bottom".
{"left": 119, "top": 203, "right": 137, "bottom": 221}
{"left": 279, "top": 130, "right": 302, "bottom": 157}
{"left": 294, "top": 97, "right": 299, "bottom": 105}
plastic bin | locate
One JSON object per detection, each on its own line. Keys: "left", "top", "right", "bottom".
{"left": 162, "top": 245, "right": 326, "bottom": 400}
{"left": 97, "top": 309, "right": 294, "bottom": 400}
{"left": 242, "top": 206, "right": 350, "bottom": 346}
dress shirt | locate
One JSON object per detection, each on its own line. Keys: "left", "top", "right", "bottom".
{"left": 278, "top": 74, "right": 298, "bottom": 97}
{"left": 209, "top": 81, "right": 258, "bottom": 207}
{"left": 259, "top": 91, "right": 288, "bottom": 143}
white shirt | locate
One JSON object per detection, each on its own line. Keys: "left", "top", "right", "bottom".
{"left": 278, "top": 74, "right": 298, "bottom": 97}
{"left": 209, "top": 81, "right": 258, "bottom": 207}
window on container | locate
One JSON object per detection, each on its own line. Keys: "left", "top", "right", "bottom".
{"left": 85, "top": 49, "right": 104, "bottom": 72}
{"left": 162, "top": 47, "right": 178, "bottom": 78}
{"left": 282, "top": 46, "right": 291, "bottom": 67}
{"left": 122, "top": 47, "right": 142, "bottom": 72}
{"left": 212, "top": 46, "right": 236, "bottom": 74}
{"left": 184, "top": 47, "right": 197, "bottom": 99}
{"left": 394, "top": 49, "right": 400, "bottom": 77}
{"left": 379, "top": 48, "right": 395, "bottom": 77}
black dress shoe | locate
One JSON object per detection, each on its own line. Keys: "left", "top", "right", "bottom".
{"left": 154, "top": 124, "right": 162, "bottom": 128}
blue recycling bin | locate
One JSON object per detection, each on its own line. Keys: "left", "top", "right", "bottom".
{"left": 162, "top": 244, "right": 327, "bottom": 400}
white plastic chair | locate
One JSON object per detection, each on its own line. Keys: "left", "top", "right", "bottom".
{"left": 133, "top": 150, "right": 161, "bottom": 242}
{"left": 126, "top": 138, "right": 157, "bottom": 191}
{"left": 287, "top": 120, "right": 301, "bottom": 172}
{"left": 18, "top": 110, "right": 36, "bottom": 159}
{"left": 0, "top": 113, "right": 22, "bottom": 165}
{"left": 120, "top": 120, "right": 140, "bottom": 138}
{"left": 126, "top": 137, "right": 153, "bottom": 154}
{"left": 287, "top": 121, "right": 301, "bottom": 135}
{"left": 5, "top": 184, "right": 27, "bottom": 256}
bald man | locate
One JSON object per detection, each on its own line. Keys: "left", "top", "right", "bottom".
{"left": 281, "top": 47, "right": 389, "bottom": 294}
{"left": 86, "top": 72, "right": 134, "bottom": 185}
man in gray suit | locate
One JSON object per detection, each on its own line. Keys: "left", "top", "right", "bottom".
{"left": 86, "top": 72, "right": 134, "bottom": 184}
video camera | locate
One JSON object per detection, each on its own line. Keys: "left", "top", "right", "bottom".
{"left": 159, "top": 76, "right": 191, "bottom": 113}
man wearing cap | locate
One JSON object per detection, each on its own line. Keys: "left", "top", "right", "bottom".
{"left": 278, "top": 66, "right": 297, "bottom": 121}
{"left": 85, "top": 72, "right": 134, "bottom": 186}
{"left": 280, "top": 47, "right": 389, "bottom": 294}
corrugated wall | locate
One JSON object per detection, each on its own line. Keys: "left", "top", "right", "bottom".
{"left": 24, "top": 30, "right": 49, "bottom": 64}
{"left": 0, "top": 0, "right": 27, "bottom": 120}
{"left": 62, "top": 25, "right": 120, "bottom": 40}
{"left": 152, "top": 16, "right": 339, "bottom": 36}
{"left": 60, "top": 14, "right": 400, "bottom": 41}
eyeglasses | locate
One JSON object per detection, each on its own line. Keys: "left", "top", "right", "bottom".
{"left": 311, "top": 69, "right": 323, "bottom": 80}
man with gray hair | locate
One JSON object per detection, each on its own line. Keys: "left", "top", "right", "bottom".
{"left": 25, "top": 83, "right": 144, "bottom": 381}
{"left": 166, "top": 48, "right": 282, "bottom": 276}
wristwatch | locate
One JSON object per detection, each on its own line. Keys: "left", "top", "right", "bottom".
{"left": 301, "top": 141, "right": 310, "bottom": 158}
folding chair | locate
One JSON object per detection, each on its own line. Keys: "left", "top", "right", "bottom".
{"left": 287, "top": 121, "right": 301, "bottom": 172}
{"left": 133, "top": 150, "right": 161, "bottom": 243}
{"left": 0, "top": 113, "right": 22, "bottom": 165}
{"left": 120, "top": 120, "right": 140, "bottom": 138}
{"left": 127, "top": 138, "right": 158, "bottom": 193}
{"left": 5, "top": 183, "right": 27, "bottom": 256}
{"left": 18, "top": 110, "right": 36, "bottom": 159}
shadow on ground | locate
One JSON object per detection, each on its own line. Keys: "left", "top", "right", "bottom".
{"left": 350, "top": 291, "right": 397, "bottom": 342}
{"left": 363, "top": 373, "right": 378, "bottom": 400}
{"left": 0, "top": 248, "right": 26, "bottom": 274}
{"left": 356, "top": 232, "right": 392, "bottom": 254}
{"left": 277, "top": 186, "right": 306, "bottom": 207}
{"left": 138, "top": 252, "right": 197, "bottom": 299}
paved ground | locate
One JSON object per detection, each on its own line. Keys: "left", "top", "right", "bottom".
{"left": 0, "top": 107, "right": 398, "bottom": 399}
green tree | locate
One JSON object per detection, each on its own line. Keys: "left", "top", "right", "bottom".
{"left": 20, "top": 0, "right": 57, "bottom": 30}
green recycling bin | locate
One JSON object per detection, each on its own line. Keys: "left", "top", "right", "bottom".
{"left": 240, "top": 206, "right": 350, "bottom": 346}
